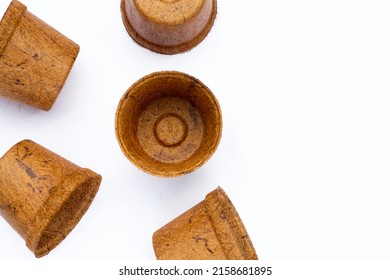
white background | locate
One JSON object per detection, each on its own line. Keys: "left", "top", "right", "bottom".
{"left": 1, "top": 0, "right": 390, "bottom": 262}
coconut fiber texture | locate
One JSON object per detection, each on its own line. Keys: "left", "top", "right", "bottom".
{"left": 153, "top": 187, "right": 258, "bottom": 260}
{"left": 116, "top": 71, "right": 222, "bottom": 177}
{"left": 0, "top": 140, "right": 101, "bottom": 257}
{"left": 0, "top": 0, "right": 79, "bottom": 111}
{"left": 121, "top": 0, "right": 217, "bottom": 54}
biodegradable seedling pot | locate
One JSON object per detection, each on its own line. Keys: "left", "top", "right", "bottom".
{"left": 116, "top": 71, "right": 222, "bottom": 177}
{"left": 121, "top": 0, "right": 217, "bottom": 54}
{"left": 0, "top": 140, "right": 101, "bottom": 258}
{"left": 153, "top": 187, "right": 258, "bottom": 260}
{"left": 0, "top": 0, "right": 80, "bottom": 111}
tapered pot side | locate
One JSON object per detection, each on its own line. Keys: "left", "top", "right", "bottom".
{"left": 0, "top": 0, "right": 79, "bottom": 111}
{"left": 0, "top": 140, "right": 101, "bottom": 257}
{"left": 121, "top": 0, "right": 217, "bottom": 54}
{"left": 153, "top": 187, "right": 258, "bottom": 260}
{"left": 115, "top": 71, "right": 222, "bottom": 177}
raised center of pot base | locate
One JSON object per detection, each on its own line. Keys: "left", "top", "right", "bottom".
{"left": 137, "top": 96, "right": 204, "bottom": 164}
{"left": 154, "top": 114, "right": 188, "bottom": 147}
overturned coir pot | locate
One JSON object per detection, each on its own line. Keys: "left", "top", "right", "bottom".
{"left": 153, "top": 187, "right": 258, "bottom": 260}
{"left": 0, "top": 140, "right": 101, "bottom": 257}
{"left": 0, "top": 0, "right": 79, "bottom": 110}
{"left": 121, "top": 0, "right": 217, "bottom": 54}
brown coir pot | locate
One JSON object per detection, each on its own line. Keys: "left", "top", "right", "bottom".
{"left": 115, "top": 71, "right": 222, "bottom": 177}
{"left": 0, "top": 140, "right": 101, "bottom": 258}
{"left": 121, "top": 0, "right": 217, "bottom": 54}
{"left": 153, "top": 187, "right": 258, "bottom": 260}
{"left": 0, "top": 0, "right": 80, "bottom": 111}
